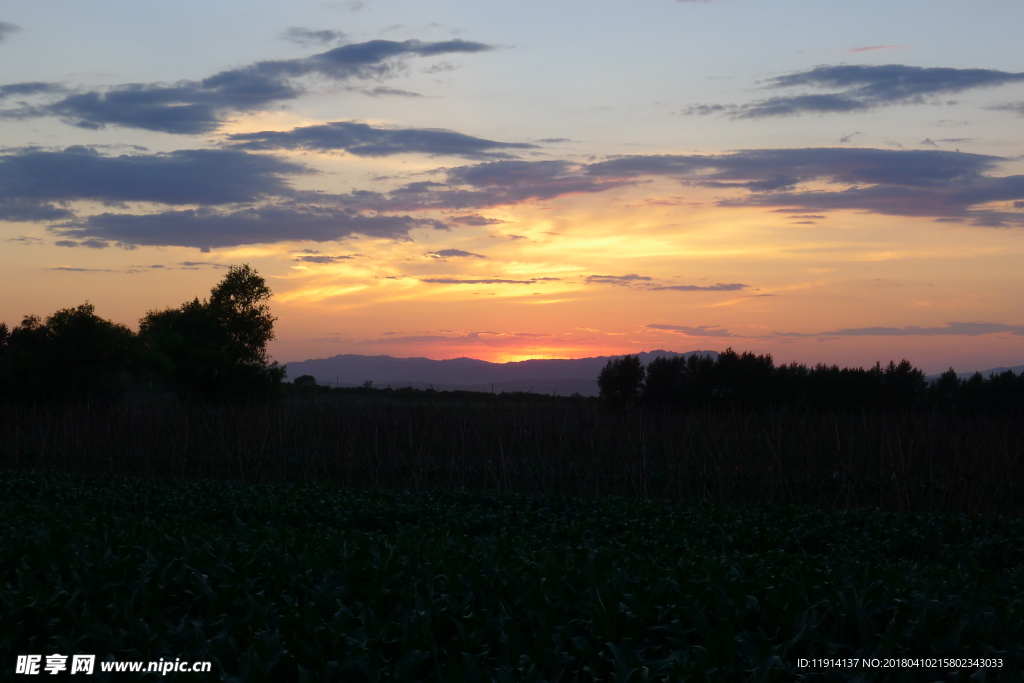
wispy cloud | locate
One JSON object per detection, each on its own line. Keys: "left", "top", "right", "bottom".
{"left": 293, "top": 254, "right": 355, "bottom": 263}
{"left": 845, "top": 44, "right": 908, "bottom": 53}
{"left": 227, "top": 121, "right": 535, "bottom": 159}
{"left": 426, "top": 249, "right": 486, "bottom": 259}
{"left": 58, "top": 206, "right": 445, "bottom": 252}
{"left": 1, "top": 38, "right": 494, "bottom": 134}
{"left": 49, "top": 266, "right": 116, "bottom": 273}
{"left": 0, "top": 21, "right": 20, "bottom": 43}
{"left": 650, "top": 283, "right": 747, "bottom": 291}
{"left": 686, "top": 64, "right": 1024, "bottom": 119}
{"left": 282, "top": 28, "right": 346, "bottom": 48}
{"left": 586, "top": 273, "right": 652, "bottom": 285}
{"left": 448, "top": 214, "right": 507, "bottom": 226}
{"left": 646, "top": 324, "right": 739, "bottom": 336}
{"left": 586, "top": 148, "right": 1024, "bottom": 227}
{"left": 420, "top": 277, "right": 548, "bottom": 285}
{"left": 989, "top": 101, "right": 1024, "bottom": 116}
{"left": 775, "top": 321, "right": 1024, "bottom": 337}
{"left": 54, "top": 238, "right": 109, "bottom": 249}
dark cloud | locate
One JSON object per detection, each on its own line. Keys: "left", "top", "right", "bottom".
{"left": 328, "top": 148, "right": 1021, "bottom": 225}
{"left": 0, "top": 199, "right": 75, "bottom": 222}
{"left": 646, "top": 324, "right": 738, "bottom": 337}
{"left": 773, "top": 65, "right": 1024, "bottom": 102}
{"left": 0, "top": 21, "right": 19, "bottom": 43}
{"left": 227, "top": 121, "right": 536, "bottom": 159}
{"left": 282, "top": 28, "right": 346, "bottom": 47}
{"left": 56, "top": 205, "right": 446, "bottom": 251}
{"left": 301, "top": 161, "right": 618, "bottom": 215}
{"left": 426, "top": 249, "right": 485, "bottom": 259}
{"left": 0, "top": 146, "right": 303, "bottom": 206}
{"left": 381, "top": 160, "right": 628, "bottom": 212}
{"left": 734, "top": 175, "right": 1024, "bottom": 226}
{"left": 775, "top": 321, "right": 1024, "bottom": 337}
{"left": 6, "top": 235, "right": 42, "bottom": 245}
{"left": 688, "top": 65, "right": 1024, "bottom": 118}
{"left": 585, "top": 148, "right": 1024, "bottom": 227}
{"left": 0, "top": 82, "right": 63, "bottom": 99}
{"left": 587, "top": 147, "right": 1001, "bottom": 188}
{"left": 650, "top": 283, "right": 747, "bottom": 291}
{"left": 586, "top": 274, "right": 652, "bottom": 285}
{"left": 742, "top": 93, "right": 870, "bottom": 118}
{"left": 9, "top": 39, "right": 493, "bottom": 134}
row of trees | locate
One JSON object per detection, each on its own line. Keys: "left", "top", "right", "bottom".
{"left": 599, "top": 349, "right": 1024, "bottom": 413}
{"left": 0, "top": 265, "right": 283, "bottom": 400}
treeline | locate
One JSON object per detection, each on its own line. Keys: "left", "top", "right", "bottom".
{"left": 0, "top": 265, "right": 283, "bottom": 400}
{"left": 599, "top": 349, "right": 1024, "bottom": 413}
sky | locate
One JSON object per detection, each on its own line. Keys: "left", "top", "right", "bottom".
{"left": 1, "top": 0, "right": 1023, "bottom": 372}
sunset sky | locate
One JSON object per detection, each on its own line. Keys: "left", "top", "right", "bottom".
{"left": 2, "top": 0, "right": 1023, "bottom": 372}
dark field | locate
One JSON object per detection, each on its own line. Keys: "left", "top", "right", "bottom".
{"left": 2, "top": 394, "right": 1023, "bottom": 514}
{"left": 2, "top": 471, "right": 1023, "bottom": 681}
{"left": 2, "top": 396, "right": 1023, "bottom": 680}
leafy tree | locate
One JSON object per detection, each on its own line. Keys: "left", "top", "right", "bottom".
{"left": 139, "top": 265, "right": 283, "bottom": 398}
{"left": 0, "top": 303, "right": 137, "bottom": 399}
{"left": 714, "top": 348, "right": 775, "bottom": 407}
{"left": 879, "top": 359, "right": 926, "bottom": 409}
{"left": 598, "top": 355, "right": 645, "bottom": 408}
{"left": 643, "top": 355, "right": 689, "bottom": 407}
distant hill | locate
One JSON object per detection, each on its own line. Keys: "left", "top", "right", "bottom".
{"left": 284, "top": 350, "right": 720, "bottom": 397}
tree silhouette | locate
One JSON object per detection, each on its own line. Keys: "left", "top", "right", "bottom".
{"left": 598, "top": 355, "right": 645, "bottom": 407}
{"left": 139, "top": 265, "right": 283, "bottom": 398}
{"left": 0, "top": 304, "right": 136, "bottom": 398}
{"left": 643, "top": 355, "right": 689, "bottom": 407}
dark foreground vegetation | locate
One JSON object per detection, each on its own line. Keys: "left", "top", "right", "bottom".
{"left": 2, "top": 394, "right": 1022, "bottom": 515}
{"left": 2, "top": 472, "right": 1022, "bottom": 681}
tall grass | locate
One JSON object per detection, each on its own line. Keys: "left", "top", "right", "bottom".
{"left": 2, "top": 396, "right": 1021, "bottom": 514}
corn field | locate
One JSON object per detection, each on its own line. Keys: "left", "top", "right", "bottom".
{"left": 2, "top": 396, "right": 1021, "bottom": 514}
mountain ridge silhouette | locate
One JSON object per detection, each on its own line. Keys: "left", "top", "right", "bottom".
{"left": 284, "top": 350, "right": 720, "bottom": 396}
